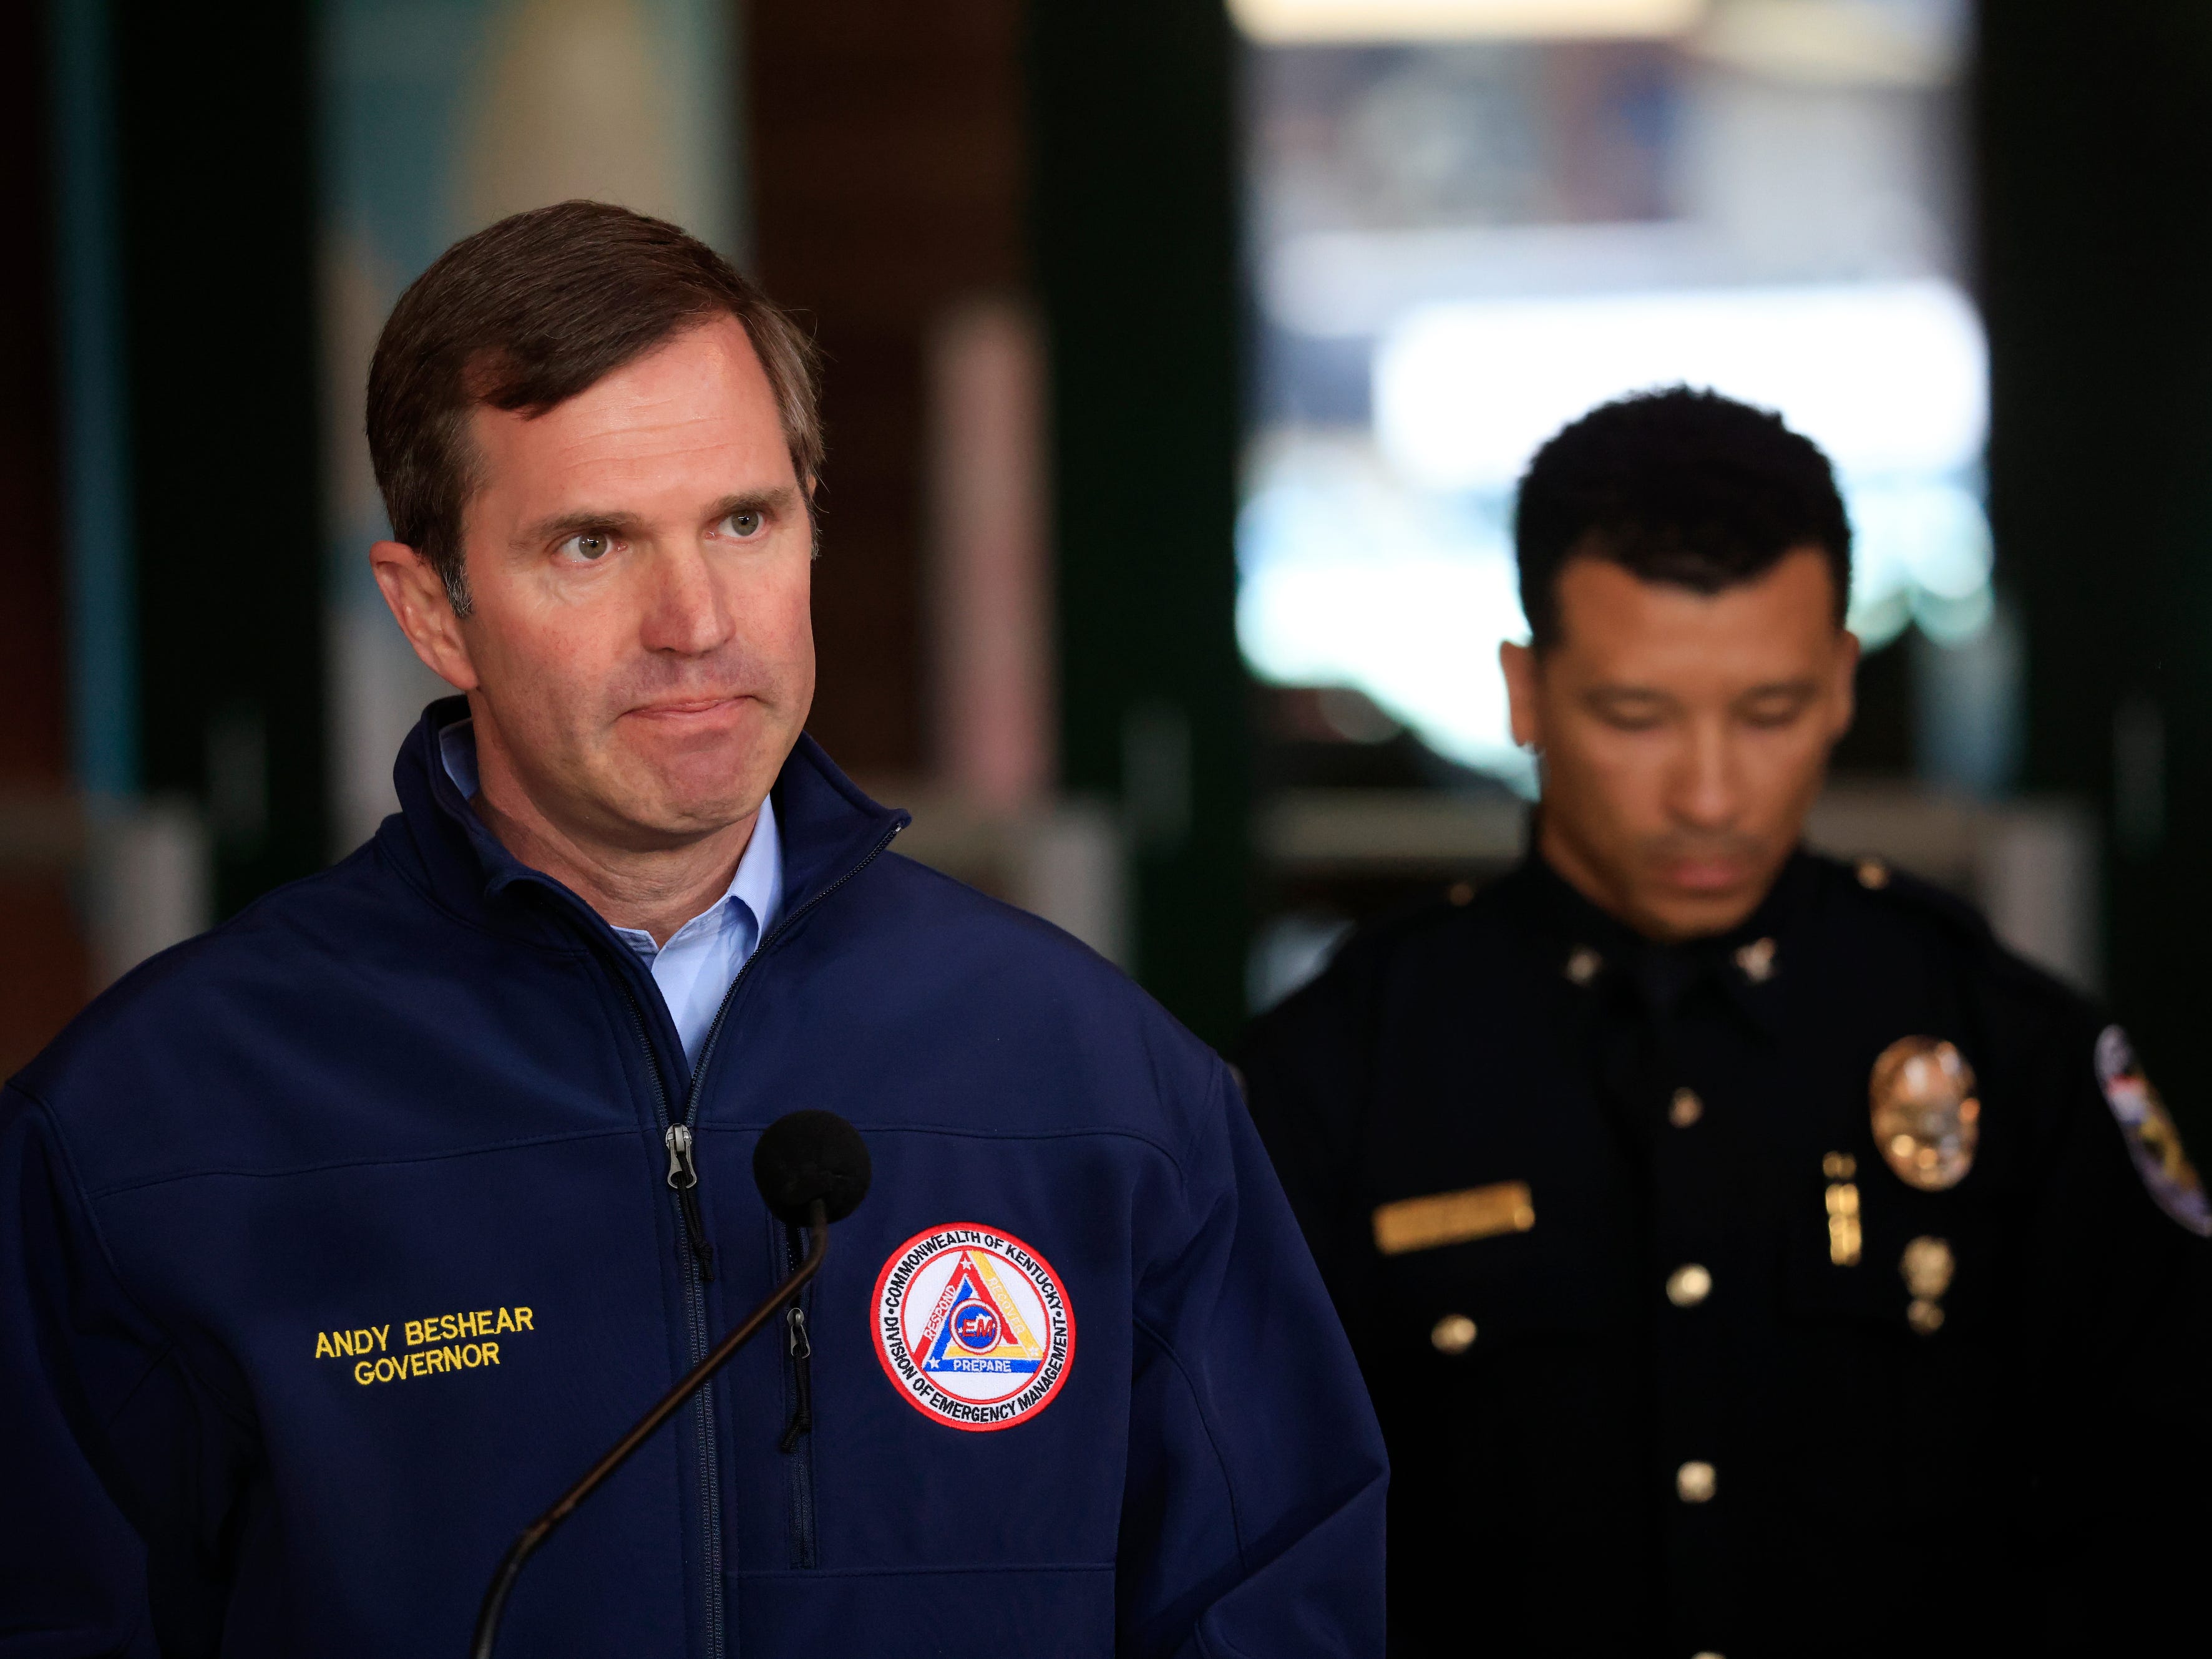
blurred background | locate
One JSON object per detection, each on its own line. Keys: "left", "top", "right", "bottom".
{"left": 3, "top": 0, "right": 2208, "bottom": 1145}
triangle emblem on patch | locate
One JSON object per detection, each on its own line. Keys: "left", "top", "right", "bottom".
{"left": 915, "top": 1248, "right": 1046, "bottom": 1376}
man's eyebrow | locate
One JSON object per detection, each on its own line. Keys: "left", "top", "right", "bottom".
{"left": 705, "top": 485, "right": 802, "bottom": 522}
{"left": 515, "top": 507, "right": 651, "bottom": 546}
{"left": 1736, "top": 678, "right": 1822, "bottom": 700}
{"left": 515, "top": 486, "right": 802, "bottom": 547}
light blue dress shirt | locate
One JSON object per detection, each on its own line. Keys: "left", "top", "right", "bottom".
{"left": 441, "top": 719, "right": 784, "bottom": 1066}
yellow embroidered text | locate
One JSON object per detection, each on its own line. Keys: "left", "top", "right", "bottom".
{"left": 313, "top": 1306, "right": 535, "bottom": 1386}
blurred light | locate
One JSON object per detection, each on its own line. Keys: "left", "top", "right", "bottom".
{"left": 1240, "top": 0, "right": 1985, "bottom": 792}
{"left": 1248, "top": 912, "right": 1355, "bottom": 1013}
{"left": 1267, "top": 222, "right": 1720, "bottom": 339}
{"left": 1237, "top": 546, "right": 1535, "bottom": 787}
{"left": 1692, "top": 0, "right": 1965, "bottom": 89}
{"left": 1843, "top": 478, "right": 1992, "bottom": 648}
{"left": 1374, "top": 279, "right": 1987, "bottom": 494}
{"left": 1229, "top": 0, "right": 1708, "bottom": 44}
{"left": 1316, "top": 686, "right": 1406, "bottom": 742}
{"left": 1237, "top": 440, "right": 1537, "bottom": 789}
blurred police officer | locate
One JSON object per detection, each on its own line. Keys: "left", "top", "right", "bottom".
{"left": 1240, "top": 387, "right": 2212, "bottom": 1658}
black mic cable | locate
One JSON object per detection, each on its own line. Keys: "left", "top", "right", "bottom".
{"left": 470, "top": 1109, "right": 871, "bottom": 1658}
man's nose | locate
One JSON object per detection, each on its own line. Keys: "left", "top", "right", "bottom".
{"left": 638, "top": 542, "right": 736, "bottom": 656}
{"left": 1670, "top": 719, "right": 1742, "bottom": 829}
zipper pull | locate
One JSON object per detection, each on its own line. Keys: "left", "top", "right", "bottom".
{"left": 779, "top": 1303, "right": 814, "bottom": 1453}
{"left": 662, "top": 1124, "right": 716, "bottom": 1280}
{"left": 663, "top": 1122, "right": 699, "bottom": 1190}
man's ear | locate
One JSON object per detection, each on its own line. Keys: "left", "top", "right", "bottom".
{"left": 1828, "top": 629, "right": 1861, "bottom": 739}
{"left": 371, "top": 541, "right": 480, "bottom": 691}
{"left": 1501, "top": 639, "right": 1543, "bottom": 751}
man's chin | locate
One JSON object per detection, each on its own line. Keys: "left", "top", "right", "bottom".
{"left": 596, "top": 793, "right": 766, "bottom": 849}
{"left": 592, "top": 747, "right": 780, "bottom": 844}
{"left": 1634, "top": 876, "right": 1768, "bottom": 942}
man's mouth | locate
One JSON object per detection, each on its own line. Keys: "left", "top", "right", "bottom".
{"left": 1656, "top": 851, "right": 1756, "bottom": 895}
{"left": 626, "top": 695, "right": 748, "bottom": 719}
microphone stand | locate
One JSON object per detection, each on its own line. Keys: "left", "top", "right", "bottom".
{"left": 470, "top": 1197, "right": 829, "bottom": 1659}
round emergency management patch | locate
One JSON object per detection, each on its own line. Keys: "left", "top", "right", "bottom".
{"left": 2096, "top": 1026, "right": 2212, "bottom": 1237}
{"left": 873, "top": 1223, "right": 1076, "bottom": 1432}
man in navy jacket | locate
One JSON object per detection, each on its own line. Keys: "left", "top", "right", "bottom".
{"left": 0, "top": 202, "right": 1385, "bottom": 1657}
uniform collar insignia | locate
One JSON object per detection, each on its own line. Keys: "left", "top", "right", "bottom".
{"left": 1734, "top": 936, "right": 1778, "bottom": 983}
{"left": 1510, "top": 849, "right": 1805, "bottom": 1030}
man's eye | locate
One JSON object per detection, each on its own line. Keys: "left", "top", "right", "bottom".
{"left": 720, "top": 509, "right": 765, "bottom": 538}
{"left": 558, "top": 531, "right": 614, "bottom": 562}
{"left": 1743, "top": 698, "right": 1811, "bottom": 728}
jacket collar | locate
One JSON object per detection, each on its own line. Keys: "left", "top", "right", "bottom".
{"left": 381, "top": 695, "right": 908, "bottom": 952}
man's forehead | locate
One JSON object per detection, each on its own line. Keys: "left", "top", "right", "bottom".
{"left": 480, "top": 319, "right": 771, "bottom": 441}
{"left": 466, "top": 321, "right": 794, "bottom": 514}
{"left": 1549, "top": 549, "right": 1841, "bottom": 660}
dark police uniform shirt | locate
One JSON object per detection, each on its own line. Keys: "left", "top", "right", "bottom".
{"left": 1240, "top": 847, "right": 2212, "bottom": 1659}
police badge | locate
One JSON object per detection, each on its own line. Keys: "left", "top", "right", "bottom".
{"left": 1869, "top": 1036, "right": 1980, "bottom": 1191}
{"left": 2094, "top": 1026, "right": 2211, "bottom": 1237}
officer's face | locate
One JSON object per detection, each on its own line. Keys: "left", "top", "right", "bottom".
{"left": 1501, "top": 548, "right": 1857, "bottom": 941}
{"left": 375, "top": 315, "right": 816, "bottom": 848}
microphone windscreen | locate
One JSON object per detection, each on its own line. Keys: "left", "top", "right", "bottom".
{"left": 753, "top": 1110, "right": 872, "bottom": 1225}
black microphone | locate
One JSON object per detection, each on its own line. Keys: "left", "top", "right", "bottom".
{"left": 470, "top": 1111, "right": 871, "bottom": 1658}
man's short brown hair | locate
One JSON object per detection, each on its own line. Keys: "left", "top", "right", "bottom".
{"left": 366, "top": 200, "right": 822, "bottom": 613}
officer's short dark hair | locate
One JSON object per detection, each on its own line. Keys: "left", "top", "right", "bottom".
{"left": 367, "top": 200, "right": 821, "bottom": 615}
{"left": 1513, "top": 386, "right": 1851, "bottom": 651}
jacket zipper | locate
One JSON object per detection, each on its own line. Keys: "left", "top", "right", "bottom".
{"left": 615, "top": 986, "right": 724, "bottom": 1657}
{"left": 614, "top": 817, "right": 901, "bottom": 1652}
{"left": 664, "top": 1124, "right": 715, "bottom": 1279}
{"left": 777, "top": 1224, "right": 819, "bottom": 1569}
{"left": 778, "top": 1302, "right": 813, "bottom": 1452}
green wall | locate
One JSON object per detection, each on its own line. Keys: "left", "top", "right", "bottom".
{"left": 1032, "top": 1, "right": 1251, "bottom": 1051}
{"left": 115, "top": 0, "right": 327, "bottom": 916}
{"left": 1981, "top": 0, "right": 2212, "bottom": 1142}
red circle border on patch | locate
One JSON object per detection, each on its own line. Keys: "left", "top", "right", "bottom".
{"left": 870, "top": 1221, "right": 1078, "bottom": 1433}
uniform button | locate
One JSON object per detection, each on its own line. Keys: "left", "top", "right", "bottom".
{"left": 1665, "top": 1263, "right": 1712, "bottom": 1306}
{"left": 1857, "top": 856, "right": 1891, "bottom": 889}
{"left": 1669, "top": 1087, "right": 1703, "bottom": 1128}
{"left": 1676, "top": 1460, "right": 1717, "bottom": 1504}
{"left": 1692, "top": 1652, "right": 1725, "bottom": 1659}
{"left": 1565, "top": 946, "right": 1602, "bottom": 986}
{"left": 1430, "top": 1313, "right": 1478, "bottom": 1354}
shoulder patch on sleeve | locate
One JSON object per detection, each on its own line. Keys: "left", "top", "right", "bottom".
{"left": 2096, "top": 1026, "right": 2212, "bottom": 1237}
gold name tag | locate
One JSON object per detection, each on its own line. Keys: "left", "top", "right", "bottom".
{"left": 1372, "top": 1182, "right": 1536, "bottom": 1256}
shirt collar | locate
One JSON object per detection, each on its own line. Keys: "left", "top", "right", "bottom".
{"left": 437, "top": 714, "right": 785, "bottom": 953}
{"left": 1513, "top": 836, "right": 1810, "bottom": 1024}
{"left": 438, "top": 718, "right": 481, "bottom": 799}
